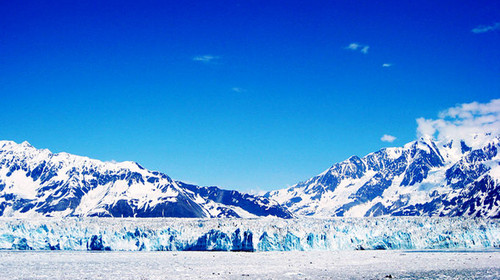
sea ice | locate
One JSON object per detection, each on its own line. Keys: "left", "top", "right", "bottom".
{"left": 0, "top": 250, "right": 499, "bottom": 279}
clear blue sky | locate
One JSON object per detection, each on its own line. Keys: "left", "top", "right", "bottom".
{"left": 1, "top": 1, "right": 499, "bottom": 191}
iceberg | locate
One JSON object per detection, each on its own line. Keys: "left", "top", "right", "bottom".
{"left": 0, "top": 217, "right": 498, "bottom": 251}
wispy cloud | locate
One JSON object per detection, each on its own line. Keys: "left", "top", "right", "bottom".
{"left": 346, "top": 43, "right": 360, "bottom": 50}
{"left": 416, "top": 99, "right": 500, "bottom": 145}
{"left": 381, "top": 134, "right": 397, "bottom": 142}
{"left": 345, "top": 42, "right": 369, "bottom": 54}
{"left": 192, "top": 55, "right": 219, "bottom": 63}
{"left": 472, "top": 22, "right": 500, "bottom": 33}
{"left": 231, "top": 87, "right": 245, "bottom": 93}
{"left": 382, "top": 63, "right": 392, "bottom": 67}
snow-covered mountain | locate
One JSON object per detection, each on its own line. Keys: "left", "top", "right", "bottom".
{"left": 266, "top": 135, "right": 500, "bottom": 218}
{"left": 0, "top": 141, "right": 292, "bottom": 218}
{"left": 2, "top": 135, "right": 499, "bottom": 219}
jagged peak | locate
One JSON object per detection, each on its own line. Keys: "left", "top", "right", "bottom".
{"left": 0, "top": 140, "right": 24, "bottom": 148}
{"left": 405, "top": 137, "right": 436, "bottom": 149}
{"left": 347, "top": 155, "right": 361, "bottom": 161}
{"left": 418, "top": 134, "right": 435, "bottom": 142}
{"left": 20, "top": 141, "right": 33, "bottom": 148}
{"left": 112, "top": 161, "right": 146, "bottom": 172}
{"left": 0, "top": 140, "right": 147, "bottom": 172}
{"left": 0, "top": 140, "right": 16, "bottom": 149}
{"left": 0, "top": 140, "right": 51, "bottom": 154}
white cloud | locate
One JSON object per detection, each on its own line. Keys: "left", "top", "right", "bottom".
{"left": 346, "top": 43, "right": 360, "bottom": 50}
{"left": 193, "top": 55, "right": 218, "bottom": 63}
{"left": 248, "top": 188, "right": 267, "bottom": 196}
{"left": 382, "top": 63, "right": 392, "bottom": 67}
{"left": 345, "top": 43, "right": 369, "bottom": 54}
{"left": 472, "top": 22, "right": 500, "bottom": 33}
{"left": 381, "top": 134, "right": 397, "bottom": 142}
{"left": 416, "top": 99, "right": 500, "bottom": 144}
{"left": 231, "top": 87, "right": 245, "bottom": 93}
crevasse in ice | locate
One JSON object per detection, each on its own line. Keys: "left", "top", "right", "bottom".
{"left": 0, "top": 217, "right": 498, "bottom": 251}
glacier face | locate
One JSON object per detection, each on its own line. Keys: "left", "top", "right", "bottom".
{"left": 0, "top": 141, "right": 292, "bottom": 219}
{"left": 266, "top": 135, "right": 500, "bottom": 218}
{"left": 0, "top": 217, "right": 498, "bottom": 251}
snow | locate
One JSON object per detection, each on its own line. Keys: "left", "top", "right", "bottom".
{"left": 489, "top": 163, "right": 500, "bottom": 182}
{"left": 74, "top": 183, "right": 111, "bottom": 215}
{"left": 0, "top": 250, "right": 499, "bottom": 279}
{"left": 203, "top": 201, "right": 259, "bottom": 218}
{"left": 0, "top": 217, "right": 498, "bottom": 251}
{"left": 385, "top": 147, "right": 403, "bottom": 160}
{"left": 1, "top": 170, "right": 38, "bottom": 200}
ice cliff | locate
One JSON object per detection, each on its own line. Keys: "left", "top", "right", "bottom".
{"left": 0, "top": 217, "right": 498, "bottom": 251}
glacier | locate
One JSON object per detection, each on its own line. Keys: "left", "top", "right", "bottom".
{"left": 0, "top": 217, "right": 499, "bottom": 251}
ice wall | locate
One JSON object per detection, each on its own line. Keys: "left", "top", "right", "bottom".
{"left": 0, "top": 217, "right": 498, "bottom": 251}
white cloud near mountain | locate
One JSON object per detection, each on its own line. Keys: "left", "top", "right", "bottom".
{"left": 381, "top": 134, "right": 397, "bottom": 142}
{"left": 472, "top": 22, "right": 500, "bottom": 33}
{"left": 416, "top": 99, "right": 500, "bottom": 143}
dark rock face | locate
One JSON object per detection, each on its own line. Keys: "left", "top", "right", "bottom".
{"left": 0, "top": 141, "right": 292, "bottom": 219}
{"left": 88, "top": 235, "right": 105, "bottom": 251}
{"left": 179, "top": 183, "right": 293, "bottom": 219}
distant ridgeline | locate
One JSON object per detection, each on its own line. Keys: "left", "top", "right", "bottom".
{"left": 0, "top": 135, "right": 499, "bottom": 218}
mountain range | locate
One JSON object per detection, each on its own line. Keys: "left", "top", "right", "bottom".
{"left": 266, "top": 135, "right": 500, "bottom": 218}
{"left": 0, "top": 141, "right": 292, "bottom": 218}
{"left": 1, "top": 135, "right": 499, "bottom": 218}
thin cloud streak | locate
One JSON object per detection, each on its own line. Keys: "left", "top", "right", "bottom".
{"left": 231, "top": 87, "right": 245, "bottom": 93}
{"left": 472, "top": 22, "right": 500, "bottom": 33}
{"left": 192, "top": 55, "right": 219, "bottom": 63}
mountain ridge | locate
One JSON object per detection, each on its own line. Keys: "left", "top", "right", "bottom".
{"left": 1, "top": 135, "right": 499, "bottom": 219}
{"left": 0, "top": 140, "right": 292, "bottom": 218}
{"left": 266, "top": 135, "right": 500, "bottom": 218}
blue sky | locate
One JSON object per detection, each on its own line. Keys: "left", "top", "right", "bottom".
{"left": 1, "top": 1, "right": 499, "bottom": 191}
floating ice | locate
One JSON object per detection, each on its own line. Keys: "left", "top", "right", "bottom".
{"left": 0, "top": 217, "right": 498, "bottom": 251}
